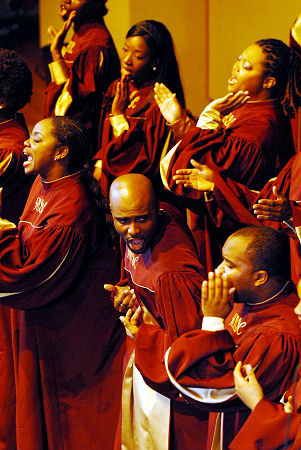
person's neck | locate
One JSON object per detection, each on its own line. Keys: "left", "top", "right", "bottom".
{"left": 246, "top": 279, "right": 289, "bottom": 305}
{"left": 42, "top": 167, "right": 71, "bottom": 183}
{"left": 248, "top": 92, "right": 276, "bottom": 102}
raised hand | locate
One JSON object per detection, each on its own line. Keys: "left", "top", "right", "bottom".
{"left": 234, "top": 361, "right": 264, "bottom": 410}
{"left": 154, "top": 82, "right": 184, "bottom": 123}
{"left": 104, "top": 284, "right": 136, "bottom": 313}
{"left": 50, "top": 10, "right": 76, "bottom": 61}
{"left": 111, "top": 76, "right": 130, "bottom": 116}
{"left": 253, "top": 186, "right": 291, "bottom": 222}
{"left": 119, "top": 307, "right": 142, "bottom": 339}
{"left": 173, "top": 159, "right": 215, "bottom": 191}
{"left": 210, "top": 90, "right": 250, "bottom": 116}
{"left": 201, "top": 269, "right": 235, "bottom": 318}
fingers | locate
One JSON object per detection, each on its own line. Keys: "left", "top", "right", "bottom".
{"left": 130, "top": 306, "right": 142, "bottom": 325}
{"left": 233, "top": 361, "right": 243, "bottom": 381}
{"left": 174, "top": 169, "right": 193, "bottom": 176}
{"left": 115, "top": 288, "right": 136, "bottom": 312}
{"left": 104, "top": 283, "right": 117, "bottom": 293}
{"left": 201, "top": 280, "right": 208, "bottom": 305}
{"left": 190, "top": 159, "right": 203, "bottom": 170}
{"left": 154, "top": 82, "right": 175, "bottom": 107}
{"left": 154, "top": 82, "right": 173, "bottom": 99}
{"left": 245, "top": 364, "right": 256, "bottom": 381}
{"left": 104, "top": 285, "right": 136, "bottom": 312}
{"left": 272, "top": 185, "right": 286, "bottom": 200}
{"left": 47, "top": 26, "right": 58, "bottom": 40}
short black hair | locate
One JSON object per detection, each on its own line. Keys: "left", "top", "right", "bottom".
{"left": 0, "top": 48, "right": 32, "bottom": 113}
{"left": 230, "top": 225, "right": 290, "bottom": 280}
{"left": 73, "top": 0, "right": 108, "bottom": 32}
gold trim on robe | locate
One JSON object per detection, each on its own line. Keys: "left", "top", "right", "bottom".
{"left": 0, "top": 153, "right": 12, "bottom": 176}
{"left": 121, "top": 350, "right": 170, "bottom": 450}
{"left": 160, "top": 140, "right": 182, "bottom": 191}
{"left": 49, "top": 60, "right": 69, "bottom": 85}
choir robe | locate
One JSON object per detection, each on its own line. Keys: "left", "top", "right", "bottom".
{"left": 94, "top": 81, "right": 172, "bottom": 199}
{"left": 158, "top": 282, "right": 301, "bottom": 449}
{"left": 44, "top": 21, "right": 120, "bottom": 152}
{"left": 0, "top": 172, "right": 125, "bottom": 449}
{"left": 162, "top": 98, "right": 295, "bottom": 271}
{"left": 0, "top": 113, "right": 33, "bottom": 223}
{"left": 229, "top": 381, "right": 301, "bottom": 449}
{"left": 0, "top": 112, "right": 34, "bottom": 449}
{"left": 207, "top": 152, "right": 301, "bottom": 284}
{"left": 121, "top": 203, "right": 208, "bottom": 449}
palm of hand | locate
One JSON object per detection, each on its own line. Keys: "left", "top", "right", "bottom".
{"left": 159, "top": 95, "right": 182, "bottom": 123}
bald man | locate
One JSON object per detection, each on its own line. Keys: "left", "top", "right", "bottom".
{"left": 106, "top": 174, "right": 207, "bottom": 449}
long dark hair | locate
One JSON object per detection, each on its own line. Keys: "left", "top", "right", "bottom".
{"left": 256, "top": 38, "right": 301, "bottom": 117}
{"left": 126, "top": 20, "right": 185, "bottom": 107}
{"left": 73, "top": 0, "right": 108, "bottom": 32}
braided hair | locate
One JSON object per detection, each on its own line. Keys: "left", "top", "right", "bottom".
{"left": 256, "top": 38, "right": 301, "bottom": 117}
{"left": 126, "top": 20, "right": 185, "bottom": 107}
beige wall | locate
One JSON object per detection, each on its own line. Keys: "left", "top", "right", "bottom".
{"left": 209, "top": 0, "right": 301, "bottom": 98}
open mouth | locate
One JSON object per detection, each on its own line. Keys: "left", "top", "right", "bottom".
{"left": 128, "top": 238, "right": 144, "bottom": 252}
{"left": 228, "top": 75, "right": 237, "bottom": 85}
{"left": 23, "top": 153, "right": 33, "bottom": 168}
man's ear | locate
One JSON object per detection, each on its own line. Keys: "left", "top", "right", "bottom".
{"left": 54, "top": 145, "right": 69, "bottom": 161}
{"left": 263, "top": 76, "right": 276, "bottom": 90}
{"left": 253, "top": 270, "right": 269, "bottom": 287}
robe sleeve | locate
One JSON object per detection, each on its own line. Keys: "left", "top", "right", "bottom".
{"left": 163, "top": 126, "right": 276, "bottom": 199}
{"left": 164, "top": 328, "right": 300, "bottom": 411}
{"left": 134, "top": 270, "right": 204, "bottom": 397}
{"left": 96, "top": 102, "right": 170, "bottom": 179}
{"left": 45, "top": 44, "right": 119, "bottom": 122}
{"left": 0, "top": 224, "right": 90, "bottom": 309}
{"left": 229, "top": 397, "right": 301, "bottom": 450}
{"left": 206, "top": 153, "right": 295, "bottom": 232}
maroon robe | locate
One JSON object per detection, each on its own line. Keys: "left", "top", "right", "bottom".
{"left": 229, "top": 392, "right": 301, "bottom": 449}
{"left": 164, "top": 98, "right": 295, "bottom": 272}
{"left": 123, "top": 203, "right": 208, "bottom": 449}
{"left": 0, "top": 113, "right": 33, "bottom": 223}
{"left": 161, "top": 282, "right": 301, "bottom": 449}
{"left": 95, "top": 80, "right": 172, "bottom": 199}
{"left": 0, "top": 113, "right": 33, "bottom": 449}
{"left": 44, "top": 21, "right": 120, "bottom": 152}
{"left": 0, "top": 172, "right": 125, "bottom": 449}
{"left": 208, "top": 152, "right": 301, "bottom": 284}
